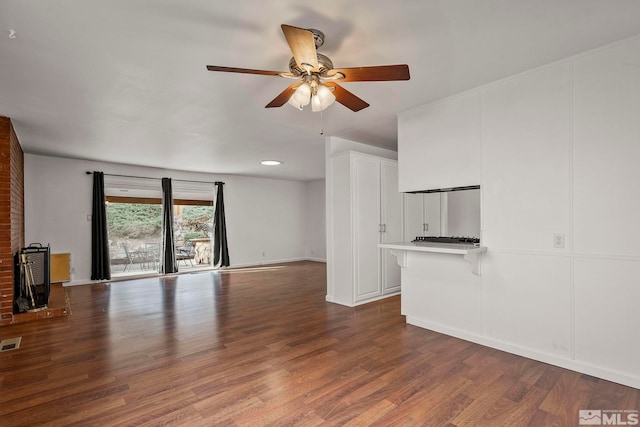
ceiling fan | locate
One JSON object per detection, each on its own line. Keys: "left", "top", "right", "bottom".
{"left": 206, "top": 24, "right": 410, "bottom": 112}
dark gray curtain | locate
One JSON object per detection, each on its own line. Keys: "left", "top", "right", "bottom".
{"left": 91, "top": 171, "right": 111, "bottom": 280}
{"left": 161, "top": 178, "right": 178, "bottom": 274}
{"left": 213, "top": 182, "right": 230, "bottom": 267}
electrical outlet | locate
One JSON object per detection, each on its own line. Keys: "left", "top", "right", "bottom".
{"left": 554, "top": 233, "right": 565, "bottom": 248}
{"left": 86, "top": 214, "right": 92, "bottom": 221}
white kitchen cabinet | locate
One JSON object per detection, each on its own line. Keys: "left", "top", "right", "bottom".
{"left": 404, "top": 193, "right": 442, "bottom": 241}
{"left": 397, "top": 91, "right": 482, "bottom": 192}
{"left": 380, "top": 161, "right": 403, "bottom": 294}
{"left": 328, "top": 151, "right": 403, "bottom": 306}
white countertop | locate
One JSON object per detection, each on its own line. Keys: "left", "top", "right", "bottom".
{"left": 378, "top": 241, "right": 487, "bottom": 255}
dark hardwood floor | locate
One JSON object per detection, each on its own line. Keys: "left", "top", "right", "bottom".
{"left": 0, "top": 261, "right": 637, "bottom": 426}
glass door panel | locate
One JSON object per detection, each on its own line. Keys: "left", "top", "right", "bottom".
{"left": 171, "top": 181, "right": 215, "bottom": 272}
{"left": 174, "top": 204, "right": 214, "bottom": 271}
{"left": 106, "top": 201, "right": 163, "bottom": 276}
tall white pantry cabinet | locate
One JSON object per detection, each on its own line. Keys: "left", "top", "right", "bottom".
{"left": 328, "top": 151, "right": 403, "bottom": 306}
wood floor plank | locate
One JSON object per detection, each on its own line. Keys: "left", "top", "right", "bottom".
{"left": 0, "top": 375, "right": 118, "bottom": 416}
{"left": 539, "top": 371, "right": 596, "bottom": 425}
{"left": 342, "top": 399, "right": 397, "bottom": 426}
{"left": 372, "top": 374, "right": 473, "bottom": 426}
{"left": 451, "top": 374, "right": 518, "bottom": 425}
{"left": 0, "top": 261, "right": 637, "bottom": 426}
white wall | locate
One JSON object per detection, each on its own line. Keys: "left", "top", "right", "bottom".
{"left": 396, "top": 35, "right": 640, "bottom": 388}
{"left": 304, "top": 179, "right": 326, "bottom": 262}
{"left": 24, "top": 154, "right": 312, "bottom": 283}
{"left": 326, "top": 136, "right": 398, "bottom": 160}
{"left": 398, "top": 92, "right": 481, "bottom": 192}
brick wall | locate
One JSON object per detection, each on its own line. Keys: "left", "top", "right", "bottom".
{"left": 0, "top": 116, "right": 25, "bottom": 326}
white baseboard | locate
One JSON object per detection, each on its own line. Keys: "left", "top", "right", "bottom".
{"left": 63, "top": 280, "right": 97, "bottom": 287}
{"left": 406, "top": 316, "right": 640, "bottom": 390}
{"left": 228, "top": 257, "right": 326, "bottom": 269}
{"left": 65, "top": 258, "right": 327, "bottom": 286}
{"left": 63, "top": 272, "right": 159, "bottom": 286}
{"left": 325, "top": 291, "right": 400, "bottom": 308}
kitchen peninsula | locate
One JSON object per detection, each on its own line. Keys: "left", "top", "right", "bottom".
{"left": 379, "top": 240, "right": 487, "bottom": 274}
{"left": 378, "top": 240, "right": 487, "bottom": 335}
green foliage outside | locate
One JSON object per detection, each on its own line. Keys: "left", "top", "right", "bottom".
{"left": 184, "top": 231, "right": 207, "bottom": 242}
{"left": 181, "top": 206, "right": 214, "bottom": 236}
{"left": 106, "top": 203, "right": 213, "bottom": 241}
{"left": 107, "top": 203, "right": 162, "bottom": 239}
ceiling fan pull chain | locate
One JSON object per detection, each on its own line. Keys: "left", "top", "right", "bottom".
{"left": 320, "top": 110, "right": 324, "bottom": 135}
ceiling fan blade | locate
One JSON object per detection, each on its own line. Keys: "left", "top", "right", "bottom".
{"left": 207, "top": 65, "right": 285, "bottom": 76}
{"left": 325, "top": 83, "right": 370, "bottom": 112}
{"left": 327, "top": 64, "right": 410, "bottom": 82}
{"left": 281, "top": 24, "right": 319, "bottom": 72}
{"left": 265, "top": 84, "right": 301, "bottom": 108}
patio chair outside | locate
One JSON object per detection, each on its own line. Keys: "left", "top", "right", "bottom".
{"left": 176, "top": 240, "right": 195, "bottom": 267}
{"left": 122, "top": 243, "right": 146, "bottom": 272}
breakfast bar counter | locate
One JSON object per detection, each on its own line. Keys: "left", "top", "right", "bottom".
{"left": 377, "top": 240, "right": 488, "bottom": 338}
{"left": 378, "top": 241, "right": 487, "bottom": 275}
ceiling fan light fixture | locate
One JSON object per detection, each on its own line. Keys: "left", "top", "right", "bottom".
{"left": 311, "top": 84, "right": 336, "bottom": 112}
{"left": 207, "top": 24, "right": 409, "bottom": 112}
{"left": 287, "top": 83, "right": 311, "bottom": 109}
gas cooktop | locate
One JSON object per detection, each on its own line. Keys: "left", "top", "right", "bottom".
{"left": 412, "top": 236, "right": 480, "bottom": 245}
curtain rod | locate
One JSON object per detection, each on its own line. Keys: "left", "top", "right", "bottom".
{"left": 85, "top": 171, "right": 224, "bottom": 185}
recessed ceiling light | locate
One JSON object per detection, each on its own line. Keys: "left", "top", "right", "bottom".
{"left": 260, "top": 160, "right": 282, "bottom": 166}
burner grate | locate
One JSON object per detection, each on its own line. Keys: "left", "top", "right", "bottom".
{"left": 412, "top": 236, "right": 480, "bottom": 244}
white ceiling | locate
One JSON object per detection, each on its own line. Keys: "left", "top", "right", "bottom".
{"left": 2, "top": 1, "right": 640, "bottom": 181}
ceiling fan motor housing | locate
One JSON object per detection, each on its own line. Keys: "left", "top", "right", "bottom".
{"left": 288, "top": 53, "right": 334, "bottom": 76}
{"left": 308, "top": 29, "right": 325, "bottom": 48}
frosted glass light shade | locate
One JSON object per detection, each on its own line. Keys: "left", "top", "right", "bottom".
{"left": 287, "top": 83, "right": 311, "bottom": 109}
{"left": 311, "top": 84, "right": 336, "bottom": 112}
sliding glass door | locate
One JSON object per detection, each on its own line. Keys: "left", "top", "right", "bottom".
{"left": 104, "top": 176, "right": 215, "bottom": 277}
{"left": 106, "top": 199, "right": 163, "bottom": 275}
{"left": 173, "top": 204, "right": 214, "bottom": 271}
{"left": 104, "top": 176, "right": 164, "bottom": 277}
{"left": 172, "top": 182, "right": 215, "bottom": 272}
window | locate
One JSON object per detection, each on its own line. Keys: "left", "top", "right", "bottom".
{"left": 106, "top": 197, "right": 163, "bottom": 275}
{"left": 104, "top": 176, "right": 217, "bottom": 276}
